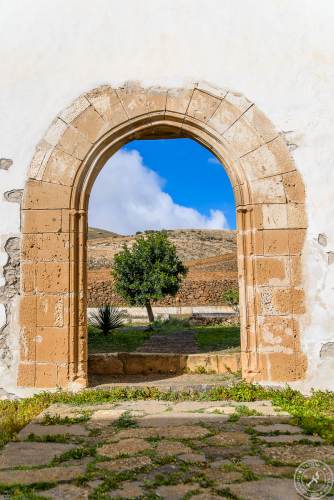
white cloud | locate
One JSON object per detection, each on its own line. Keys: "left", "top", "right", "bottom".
{"left": 208, "top": 156, "right": 221, "bottom": 165}
{"left": 89, "top": 149, "right": 228, "bottom": 235}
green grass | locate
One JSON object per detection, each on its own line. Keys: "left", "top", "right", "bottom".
{"left": 88, "top": 324, "right": 152, "bottom": 353}
{"left": 194, "top": 325, "right": 240, "bottom": 352}
{"left": 88, "top": 320, "right": 241, "bottom": 353}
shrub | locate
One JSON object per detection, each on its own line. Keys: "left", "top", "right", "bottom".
{"left": 88, "top": 305, "right": 126, "bottom": 336}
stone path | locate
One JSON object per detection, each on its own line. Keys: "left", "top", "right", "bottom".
{"left": 0, "top": 399, "right": 332, "bottom": 498}
{"left": 137, "top": 329, "right": 199, "bottom": 354}
{"left": 89, "top": 372, "right": 238, "bottom": 390}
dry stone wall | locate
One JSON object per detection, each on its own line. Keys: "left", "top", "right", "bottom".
{"left": 87, "top": 278, "right": 238, "bottom": 307}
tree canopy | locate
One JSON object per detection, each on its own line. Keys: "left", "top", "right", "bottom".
{"left": 112, "top": 231, "right": 188, "bottom": 321}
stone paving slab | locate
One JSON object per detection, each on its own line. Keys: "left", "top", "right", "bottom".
{"left": 43, "top": 483, "right": 89, "bottom": 499}
{"left": 137, "top": 412, "right": 229, "bottom": 426}
{"left": 35, "top": 404, "right": 89, "bottom": 421}
{"left": 254, "top": 423, "right": 303, "bottom": 433}
{"left": 97, "top": 455, "right": 152, "bottom": 472}
{"left": 115, "top": 424, "right": 210, "bottom": 439}
{"left": 206, "top": 431, "right": 250, "bottom": 446}
{"left": 156, "top": 482, "right": 201, "bottom": 499}
{"left": 0, "top": 442, "right": 75, "bottom": 468}
{"left": 18, "top": 422, "right": 90, "bottom": 439}
{"left": 263, "top": 444, "right": 334, "bottom": 464}
{"left": 228, "top": 478, "right": 300, "bottom": 499}
{"left": 259, "top": 433, "right": 324, "bottom": 443}
{"left": 98, "top": 438, "right": 151, "bottom": 458}
{"left": 155, "top": 440, "right": 192, "bottom": 456}
{"left": 110, "top": 480, "right": 144, "bottom": 498}
{"left": 0, "top": 465, "right": 86, "bottom": 486}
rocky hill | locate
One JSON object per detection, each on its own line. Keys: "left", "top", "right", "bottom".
{"left": 87, "top": 228, "right": 238, "bottom": 306}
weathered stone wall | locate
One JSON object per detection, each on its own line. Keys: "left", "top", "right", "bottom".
{"left": 88, "top": 352, "right": 241, "bottom": 376}
{"left": 87, "top": 278, "right": 238, "bottom": 307}
{"left": 1, "top": 1, "right": 334, "bottom": 392}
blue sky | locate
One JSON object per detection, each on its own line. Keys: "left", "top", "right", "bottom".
{"left": 89, "top": 138, "right": 236, "bottom": 235}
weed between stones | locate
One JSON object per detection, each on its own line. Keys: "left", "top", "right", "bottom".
{"left": 41, "top": 413, "right": 91, "bottom": 425}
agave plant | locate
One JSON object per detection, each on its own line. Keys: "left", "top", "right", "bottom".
{"left": 89, "top": 305, "right": 126, "bottom": 336}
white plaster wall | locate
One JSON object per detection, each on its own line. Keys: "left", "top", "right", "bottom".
{"left": 0, "top": 0, "right": 334, "bottom": 392}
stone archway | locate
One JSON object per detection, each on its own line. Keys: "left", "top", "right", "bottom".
{"left": 18, "top": 82, "right": 307, "bottom": 389}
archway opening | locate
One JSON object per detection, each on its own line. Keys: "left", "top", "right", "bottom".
{"left": 86, "top": 138, "right": 240, "bottom": 384}
{"left": 18, "top": 84, "right": 307, "bottom": 389}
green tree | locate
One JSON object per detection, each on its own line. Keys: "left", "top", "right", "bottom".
{"left": 222, "top": 288, "right": 239, "bottom": 313}
{"left": 112, "top": 231, "right": 188, "bottom": 322}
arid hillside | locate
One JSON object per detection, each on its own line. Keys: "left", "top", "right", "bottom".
{"left": 87, "top": 228, "right": 238, "bottom": 306}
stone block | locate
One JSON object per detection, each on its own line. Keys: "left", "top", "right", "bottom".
{"left": 254, "top": 256, "right": 289, "bottom": 286}
{"left": 19, "top": 326, "right": 36, "bottom": 362}
{"left": 28, "top": 140, "right": 54, "bottom": 180}
{"left": 243, "top": 106, "right": 278, "bottom": 143}
{"left": 86, "top": 86, "right": 120, "bottom": 119}
{"left": 44, "top": 118, "right": 68, "bottom": 147}
{"left": 35, "top": 327, "right": 68, "bottom": 363}
{"left": 42, "top": 148, "right": 81, "bottom": 186}
{"left": 58, "top": 95, "right": 90, "bottom": 124}
{"left": 288, "top": 229, "right": 306, "bottom": 254}
{"left": 24, "top": 180, "right": 72, "bottom": 209}
{"left": 72, "top": 106, "right": 108, "bottom": 143}
{"left": 257, "top": 315, "right": 298, "bottom": 352}
{"left": 251, "top": 175, "right": 286, "bottom": 204}
{"left": 283, "top": 170, "right": 305, "bottom": 203}
{"left": 223, "top": 117, "right": 263, "bottom": 157}
{"left": 119, "top": 352, "right": 185, "bottom": 375}
{"left": 259, "top": 352, "right": 307, "bottom": 381}
{"left": 35, "top": 362, "right": 59, "bottom": 388}
{"left": 58, "top": 124, "right": 92, "bottom": 160}
{"left": 262, "top": 204, "right": 288, "bottom": 229}
{"left": 57, "top": 364, "right": 70, "bottom": 388}
{"left": 187, "top": 89, "right": 221, "bottom": 122}
{"left": 243, "top": 136, "right": 294, "bottom": 181}
{"left": 36, "top": 295, "right": 67, "bottom": 327}
{"left": 186, "top": 354, "right": 218, "bottom": 373}
{"left": 17, "top": 362, "right": 35, "bottom": 386}
{"left": 262, "top": 229, "right": 289, "bottom": 255}
{"left": 36, "top": 262, "right": 69, "bottom": 293}
{"left": 116, "top": 85, "right": 148, "bottom": 118}
{"left": 287, "top": 203, "right": 307, "bottom": 229}
{"left": 22, "top": 209, "right": 62, "bottom": 233}
{"left": 208, "top": 93, "right": 251, "bottom": 135}
{"left": 289, "top": 255, "right": 302, "bottom": 286}
{"left": 217, "top": 353, "right": 241, "bottom": 373}
{"left": 21, "top": 263, "right": 36, "bottom": 293}
{"left": 19, "top": 295, "right": 36, "bottom": 326}
{"left": 22, "top": 233, "right": 71, "bottom": 262}
{"left": 166, "top": 88, "right": 193, "bottom": 115}
{"left": 88, "top": 353, "right": 124, "bottom": 375}
{"left": 146, "top": 87, "right": 168, "bottom": 113}
{"left": 271, "top": 287, "right": 305, "bottom": 315}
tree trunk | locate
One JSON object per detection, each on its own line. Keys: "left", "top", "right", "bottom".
{"left": 145, "top": 300, "right": 154, "bottom": 323}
